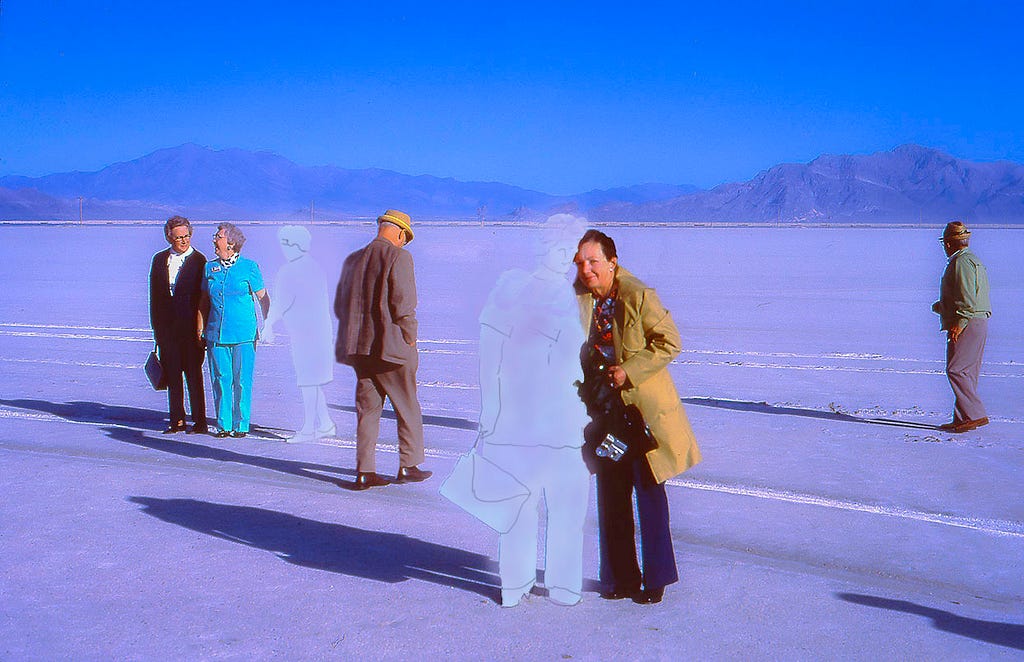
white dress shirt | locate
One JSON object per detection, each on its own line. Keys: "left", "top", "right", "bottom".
{"left": 167, "top": 245, "right": 195, "bottom": 295}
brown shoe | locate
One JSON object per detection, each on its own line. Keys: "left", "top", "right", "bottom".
{"left": 396, "top": 466, "right": 432, "bottom": 483}
{"left": 937, "top": 420, "right": 959, "bottom": 431}
{"left": 953, "top": 417, "right": 989, "bottom": 433}
{"left": 353, "top": 472, "right": 389, "bottom": 491}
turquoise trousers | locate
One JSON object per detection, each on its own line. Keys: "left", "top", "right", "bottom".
{"left": 208, "top": 341, "right": 256, "bottom": 433}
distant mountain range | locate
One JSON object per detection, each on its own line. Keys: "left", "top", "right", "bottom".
{"left": 2, "top": 143, "right": 1022, "bottom": 223}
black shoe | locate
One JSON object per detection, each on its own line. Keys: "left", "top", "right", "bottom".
{"left": 162, "top": 422, "right": 186, "bottom": 434}
{"left": 395, "top": 466, "right": 432, "bottom": 483}
{"left": 188, "top": 425, "right": 209, "bottom": 435}
{"left": 632, "top": 587, "right": 664, "bottom": 604}
{"left": 229, "top": 431, "right": 247, "bottom": 438}
{"left": 353, "top": 472, "right": 389, "bottom": 490}
{"left": 600, "top": 587, "right": 638, "bottom": 600}
{"left": 214, "top": 430, "right": 230, "bottom": 438}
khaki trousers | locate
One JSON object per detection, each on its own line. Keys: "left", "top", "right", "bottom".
{"left": 353, "top": 355, "right": 425, "bottom": 473}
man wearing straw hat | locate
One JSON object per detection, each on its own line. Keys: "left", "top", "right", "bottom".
{"left": 932, "top": 221, "right": 991, "bottom": 433}
{"left": 335, "top": 210, "right": 432, "bottom": 489}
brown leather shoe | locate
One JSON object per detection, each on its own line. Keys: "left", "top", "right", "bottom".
{"left": 953, "top": 417, "right": 989, "bottom": 433}
{"left": 395, "top": 466, "right": 432, "bottom": 483}
{"left": 353, "top": 472, "right": 389, "bottom": 490}
{"left": 937, "top": 420, "right": 960, "bottom": 431}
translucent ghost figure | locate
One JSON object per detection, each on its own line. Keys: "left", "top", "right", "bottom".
{"left": 476, "top": 213, "right": 592, "bottom": 607}
{"left": 262, "top": 225, "right": 337, "bottom": 442}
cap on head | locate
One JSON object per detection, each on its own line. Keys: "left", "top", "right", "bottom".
{"left": 942, "top": 221, "right": 971, "bottom": 241}
{"left": 378, "top": 209, "right": 414, "bottom": 243}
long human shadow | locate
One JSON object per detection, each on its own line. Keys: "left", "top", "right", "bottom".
{"left": 0, "top": 397, "right": 287, "bottom": 438}
{"left": 103, "top": 426, "right": 355, "bottom": 486}
{"left": 837, "top": 593, "right": 1024, "bottom": 650}
{"left": 130, "top": 496, "right": 500, "bottom": 601}
{"left": 682, "top": 397, "right": 942, "bottom": 431}
{"left": 329, "top": 403, "right": 479, "bottom": 431}
{"left": 0, "top": 398, "right": 353, "bottom": 485}
{"left": 0, "top": 397, "right": 167, "bottom": 431}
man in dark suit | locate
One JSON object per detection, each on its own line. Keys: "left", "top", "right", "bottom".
{"left": 150, "top": 216, "right": 208, "bottom": 434}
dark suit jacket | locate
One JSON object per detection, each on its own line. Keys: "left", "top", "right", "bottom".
{"left": 334, "top": 237, "right": 418, "bottom": 367}
{"left": 150, "top": 248, "right": 207, "bottom": 346}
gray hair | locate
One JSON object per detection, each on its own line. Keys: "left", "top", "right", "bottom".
{"left": 217, "top": 222, "right": 246, "bottom": 252}
{"left": 164, "top": 215, "right": 191, "bottom": 239}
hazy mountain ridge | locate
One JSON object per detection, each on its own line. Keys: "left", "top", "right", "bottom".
{"left": 0, "top": 144, "right": 691, "bottom": 221}
{"left": 2, "top": 143, "right": 1023, "bottom": 223}
{"left": 590, "top": 145, "right": 1024, "bottom": 223}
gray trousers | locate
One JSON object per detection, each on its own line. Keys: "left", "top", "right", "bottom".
{"left": 353, "top": 355, "right": 424, "bottom": 472}
{"left": 946, "top": 317, "right": 988, "bottom": 423}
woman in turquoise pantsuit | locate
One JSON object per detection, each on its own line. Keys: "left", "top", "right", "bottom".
{"left": 199, "top": 223, "right": 270, "bottom": 438}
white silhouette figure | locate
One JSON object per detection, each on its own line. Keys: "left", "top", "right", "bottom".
{"left": 475, "top": 213, "right": 592, "bottom": 607}
{"left": 262, "top": 225, "right": 337, "bottom": 442}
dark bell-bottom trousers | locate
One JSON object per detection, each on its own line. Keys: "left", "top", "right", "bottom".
{"left": 946, "top": 317, "right": 988, "bottom": 423}
{"left": 159, "top": 335, "right": 206, "bottom": 427}
{"left": 353, "top": 355, "right": 425, "bottom": 473}
{"left": 596, "top": 456, "right": 678, "bottom": 592}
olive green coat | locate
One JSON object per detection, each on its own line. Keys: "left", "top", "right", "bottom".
{"left": 576, "top": 266, "right": 701, "bottom": 483}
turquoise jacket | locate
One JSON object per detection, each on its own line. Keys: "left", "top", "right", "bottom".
{"left": 203, "top": 256, "right": 265, "bottom": 344}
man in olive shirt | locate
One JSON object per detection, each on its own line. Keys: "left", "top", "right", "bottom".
{"left": 931, "top": 221, "right": 992, "bottom": 433}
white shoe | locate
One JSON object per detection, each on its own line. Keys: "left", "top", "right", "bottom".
{"left": 316, "top": 421, "right": 337, "bottom": 439}
{"left": 286, "top": 430, "right": 317, "bottom": 444}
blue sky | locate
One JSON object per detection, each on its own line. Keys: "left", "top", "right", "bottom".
{"left": 1, "top": 1, "right": 1022, "bottom": 193}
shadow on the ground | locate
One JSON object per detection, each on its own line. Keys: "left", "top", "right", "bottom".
{"left": 837, "top": 592, "right": 1024, "bottom": 650}
{"left": 329, "top": 403, "right": 479, "bottom": 431}
{"left": 0, "top": 397, "right": 290, "bottom": 439}
{"left": 0, "top": 397, "right": 167, "bottom": 430}
{"left": 104, "top": 426, "right": 355, "bottom": 485}
{"left": 130, "top": 496, "right": 502, "bottom": 601}
{"left": 683, "top": 397, "right": 941, "bottom": 431}
{"left": 0, "top": 398, "right": 355, "bottom": 485}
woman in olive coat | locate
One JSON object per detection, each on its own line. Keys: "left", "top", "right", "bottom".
{"left": 574, "top": 229, "right": 701, "bottom": 604}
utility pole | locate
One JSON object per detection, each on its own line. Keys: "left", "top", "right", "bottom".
{"left": 78, "top": 196, "right": 83, "bottom": 224}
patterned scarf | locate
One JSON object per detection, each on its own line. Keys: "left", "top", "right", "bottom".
{"left": 219, "top": 253, "right": 240, "bottom": 269}
{"left": 589, "top": 283, "right": 618, "bottom": 365}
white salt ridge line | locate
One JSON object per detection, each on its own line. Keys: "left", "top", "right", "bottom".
{"left": 0, "top": 322, "right": 148, "bottom": 332}
{"left": 0, "top": 330, "right": 152, "bottom": 342}
{"left": 2, "top": 406, "right": 1021, "bottom": 538}
{"left": 669, "top": 478, "right": 1024, "bottom": 539}
{"left": 7, "top": 330, "right": 1021, "bottom": 379}
{"left": 0, "top": 356, "right": 140, "bottom": 369}
{"left": 5, "top": 322, "right": 1021, "bottom": 368}
{"left": 0, "top": 322, "right": 473, "bottom": 345}
{"left": 673, "top": 359, "right": 1022, "bottom": 379}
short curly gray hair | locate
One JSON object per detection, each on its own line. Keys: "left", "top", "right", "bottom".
{"left": 217, "top": 222, "right": 246, "bottom": 252}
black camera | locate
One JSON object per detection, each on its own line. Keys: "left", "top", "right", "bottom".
{"left": 578, "top": 348, "right": 655, "bottom": 466}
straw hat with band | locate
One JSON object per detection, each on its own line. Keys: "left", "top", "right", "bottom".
{"left": 378, "top": 209, "right": 414, "bottom": 243}
{"left": 941, "top": 221, "right": 970, "bottom": 241}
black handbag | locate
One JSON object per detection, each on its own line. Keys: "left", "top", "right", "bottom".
{"left": 145, "top": 344, "right": 167, "bottom": 390}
